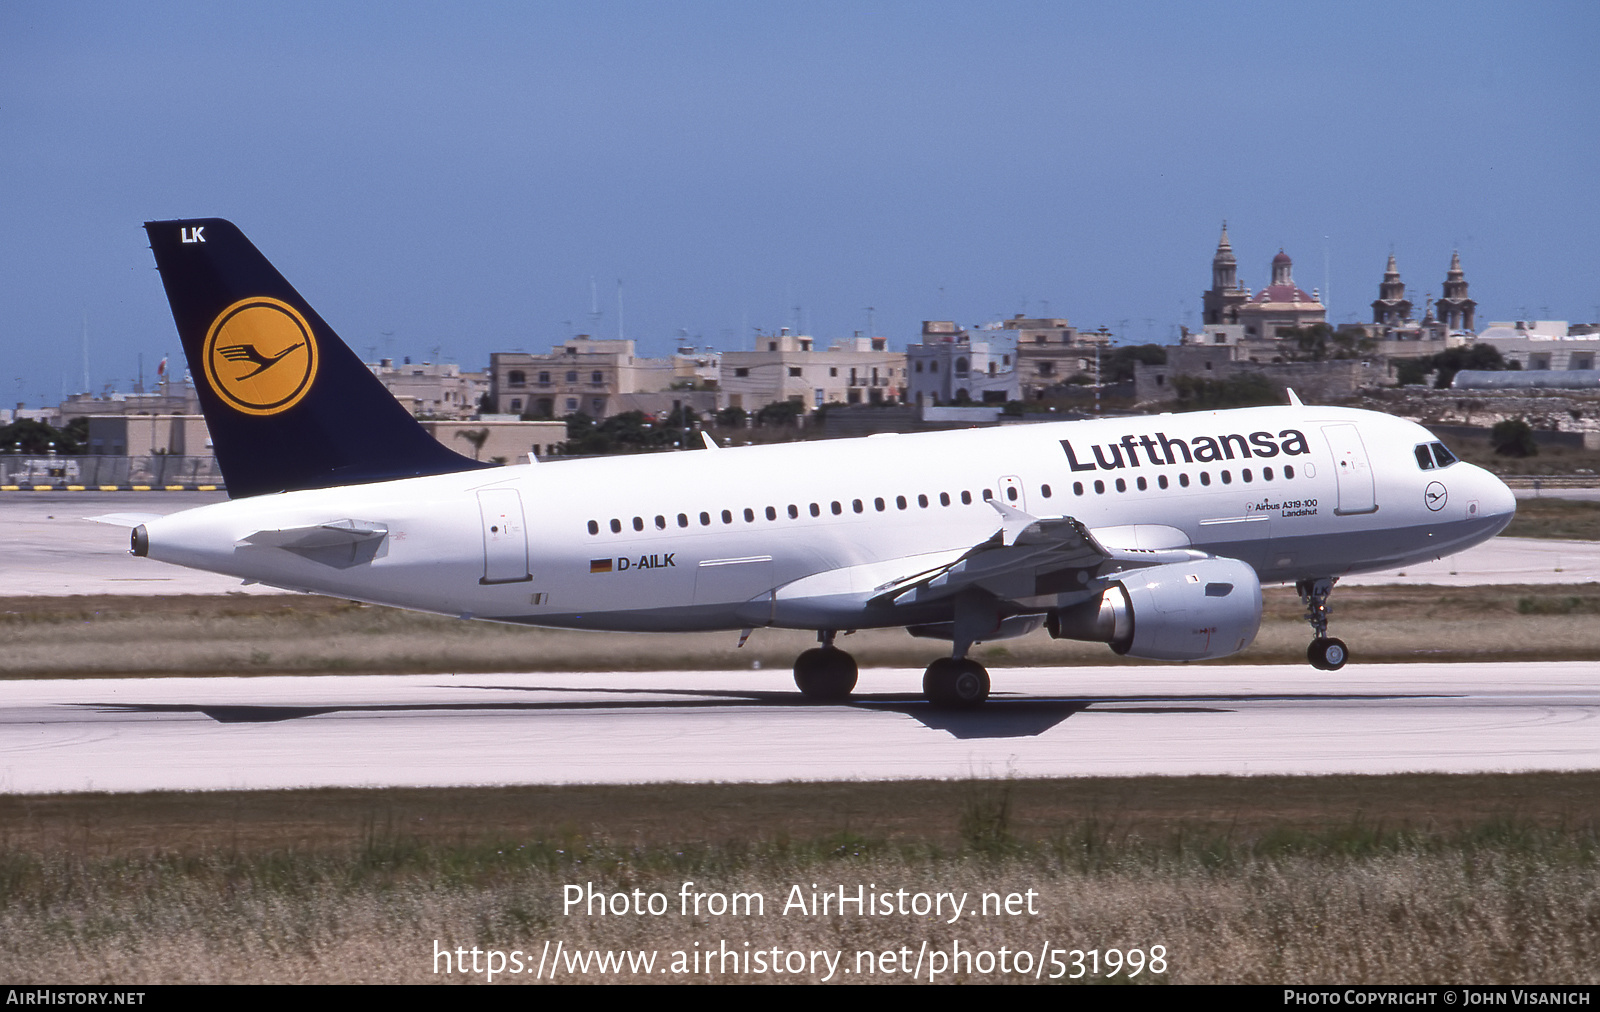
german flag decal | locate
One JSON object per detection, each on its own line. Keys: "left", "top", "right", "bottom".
{"left": 589, "top": 558, "right": 613, "bottom": 574}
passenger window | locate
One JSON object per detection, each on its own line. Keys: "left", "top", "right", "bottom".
{"left": 853, "top": 499, "right": 864, "bottom": 513}
{"left": 744, "top": 508, "right": 755, "bottom": 522}
{"left": 1263, "top": 467, "right": 1273, "bottom": 481}
{"left": 678, "top": 514, "right": 688, "bottom": 528}
{"left": 1242, "top": 469, "right": 1252, "bottom": 483}
{"left": 1115, "top": 478, "right": 1126, "bottom": 492}
{"left": 1179, "top": 474, "right": 1190, "bottom": 488}
{"left": 1221, "top": 471, "right": 1231, "bottom": 484}
{"left": 700, "top": 512, "right": 711, "bottom": 526}
{"left": 765, "top": 506, "right": 777, "bottom": 521}
{"left": 1285, "top": 465, "right": 1295, "bottom": 479}
{"left": 610, "top": 519, "right": 622, "bottom": 533}
{"left": 787, "top": 504, "right": 798, "bottom": 519}
{"left": 1073, "top": 482, "right": 1084, "bottom": 496}
{"left": 587, "top": 520, "right": 599, "bottom": 535}
{"left": 939, "top": 492, "right": 951, "bottom": 506}
{"left": 722, "top": 510, "right": 733, "bottom": 524}
{"left": 1136, "top": 477, "right": 1147, "bottom": 491}
{"left": 633, "top": 517, "right": 644, "bottom": 531}
{"left": 896, "top": 496, "right": 907, "bottom": 510}
{"left": 655, "top": 515, "right": 666, "bottom": 529}
{"left": 1414, "top": 445, "right": 1436, "bottom": 470}
{"left": 832, "top": 501, "right": 843, "bottom": 515}
{"left": 1094, "top": 480, "right": 1105, "bottom": 494}
{"left": 982, "top": 489, "right": 994, "bottom": 501}
{"left": 1200, "top": 473, "right": 1211, "bottom": 486}
{"left": 1040, "top": 485, "right": 1052, "bottom": 498}
{"left": 1158, "top": 475, "right": 1169, "bottom": 490}
{"left": 918, "top": 494, "right": 929, "bottom": 508}
{"left": 874, "top": 497, "right": 886, "bottom": 511}
{"left": 810, "top": 503, "right": 820, "bottom": 517}
{"left": 961, "top": 491, "right": 972, "bottom": 505}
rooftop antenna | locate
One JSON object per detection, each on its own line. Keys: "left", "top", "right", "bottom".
{"left": 865, "top": 306, "right": 875, "bottom": 339}
{"left": 80, "top": 311, "right": 90, "bottom": 394}
{"left": 588, "top": 277, "right": 602, "bottom": 336}
{"left": 617, "top": 279, "right": 625, "bottom": 341}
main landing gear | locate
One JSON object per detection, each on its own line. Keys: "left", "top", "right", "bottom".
{"left": 791, "top": 630, "right": 993, "bottom": 708}
{"left": 922, "top": 657, "right": 990, "bottom": 709}
{"left": 1297, "top": 577, "right": 1348, "bottom": 671}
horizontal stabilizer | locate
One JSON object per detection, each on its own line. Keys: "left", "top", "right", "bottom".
{"left": 85, "top": 512, "right": 166, "bottom": 527}
{"left": 239, "top": 519, "right": 389, "bottom": 569}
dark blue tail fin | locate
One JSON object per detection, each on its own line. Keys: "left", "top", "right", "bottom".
{"left": 144, "top": 218, "right": 491, "bottom": 498}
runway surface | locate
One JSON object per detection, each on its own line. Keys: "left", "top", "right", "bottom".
{"left": 6, "top": 491, "right": 1600, "bottom": 595}
{"left": 5, "top": 663, "right": 1597, "bottom": 793}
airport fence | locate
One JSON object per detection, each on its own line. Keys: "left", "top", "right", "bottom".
{"left": 1, "top": 454, "right": 224, "bottom": 488}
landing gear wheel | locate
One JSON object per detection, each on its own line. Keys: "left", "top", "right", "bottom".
{"left": 793, "top": 647, "right": 858, "bottom": 701}
{"left": 1307, "top": 637, "right": 1348, "bottom": 671}
{"left": 923, "top": 657, "right": 991, "bottom": 709}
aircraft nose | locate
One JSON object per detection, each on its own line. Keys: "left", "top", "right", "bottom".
{"left": 1478, "top": 469, "right": 1517, "bottom": 528}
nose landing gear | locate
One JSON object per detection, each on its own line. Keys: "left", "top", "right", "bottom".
{"left": 1297, "top": 577, "right": 1348, "bottom": 670}
{"left": 792, "top": 630, "right": 859, "bottom": 700}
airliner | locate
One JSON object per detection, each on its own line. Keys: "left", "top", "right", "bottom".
{"left": 106, "top": 219, "right": 1517, "bottom": 707}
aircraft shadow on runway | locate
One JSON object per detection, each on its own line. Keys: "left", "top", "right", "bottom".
{"left": 81, "top": 685, "right": 1448, "bottom": 740}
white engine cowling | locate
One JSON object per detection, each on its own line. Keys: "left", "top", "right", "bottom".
{"left": 1047, "top": 557, "right": 1262, "bottom": 661}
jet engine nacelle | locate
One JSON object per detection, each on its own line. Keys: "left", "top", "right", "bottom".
{"left": 1047, "top": 557, "right": 1262, "bottom": 661}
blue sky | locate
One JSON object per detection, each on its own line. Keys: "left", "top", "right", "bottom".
{"left": 3, "top": 1, "right": 1596, "bottom": 405}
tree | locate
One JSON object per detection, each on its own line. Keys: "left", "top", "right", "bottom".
{"left": 1280, "top": 324, "right": 1374, "bottom": 363}
{"left": 755, "top": 400, "right": 804, "bottom": 428}
{"left": 454, "top": 428, "right": 490, "bottom": 460}
{"left": 0, "top": 418, "right": 82, "bottom": 455}
{"left": 1171, "top": 372, "right": 1277, "bottom": 410}
{"left": 1394, "top": 344, "right": 1516, "bottom": 389}
{"left": 1428, "top": 344, "right": 1514, "bottom": 389}
{"left": 1490, "top": 418, "right": 1537, "bottom": 457}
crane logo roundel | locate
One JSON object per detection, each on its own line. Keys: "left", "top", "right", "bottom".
{"left": 203, "top": 297, "right": 319, "bottom": 415}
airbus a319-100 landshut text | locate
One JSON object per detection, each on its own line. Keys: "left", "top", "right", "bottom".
{"left": 106, "top": 219, "right": 1517, "bottom": 707}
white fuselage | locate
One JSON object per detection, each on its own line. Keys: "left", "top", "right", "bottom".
{"left": 138, "top": 404, "right": 1517, "bottom": 634}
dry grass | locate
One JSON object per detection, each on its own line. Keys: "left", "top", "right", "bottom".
{"left": 1502, "top": 496, "right": 1600, "bottom": 540}
{"left": 3, "top": 776, "right": 1598, "bottom": 984}
{"left": 7, "top": 582, "right": 1600, "bottom": 679}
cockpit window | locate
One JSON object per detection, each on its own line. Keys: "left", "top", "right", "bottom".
{"left": 1416, "top": 441, "right": 1458, "bottom": 469}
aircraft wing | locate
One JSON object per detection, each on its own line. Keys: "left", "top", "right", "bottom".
{"left": 873, "top": 501, "right": 1202, "bottom": 609}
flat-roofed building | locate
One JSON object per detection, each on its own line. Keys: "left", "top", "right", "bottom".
{"left": 1008, "top": 316, "right": 1110, "bottom": 401}
{"left": 907, "top": 321, "right": 1016, "bottom": 405}
{"left": 368, "top": 358, "right": 488, "bottom": 419}
{"left": 719, "top": 331, "right": 904, "bottom": 412}
{"left": 490, "top": 336, "right": 677, "bottom": 418}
